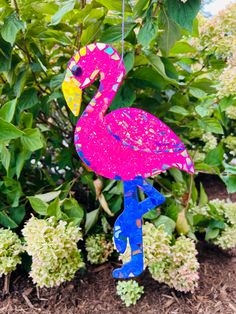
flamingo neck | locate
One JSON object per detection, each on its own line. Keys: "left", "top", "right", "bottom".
{"left": 82, "top": 70, "right": 124, "bottom": 121}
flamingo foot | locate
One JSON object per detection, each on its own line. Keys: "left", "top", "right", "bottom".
{"left": 113, "top": 178, "right": 165, "bottom": 279}
{"left": 113, "top": 255, "right": 144, "bottom": 279}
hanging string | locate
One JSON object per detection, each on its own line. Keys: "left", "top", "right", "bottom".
{"left": 119, "top": 0, "right": 125, "bottom": 66}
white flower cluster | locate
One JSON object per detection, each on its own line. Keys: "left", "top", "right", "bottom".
{"left": 0, "top": 229, "right": 24, "bottom": 276}
{"left": 148, "top": 234, "right": 199, "bottom": 293}
{"left": 213, "top": 225, "right": 236, "bottom": 249}
{"left": 85, "top": 234, "right": 114, "bottom": 264}
{"left": 22, "top": 216, "right": 84, "bottom": 288}
{"left": 202, "top": 133, "right": 217, "bottom": 152}
{"left": 210, "top": 199, "right": 236, "bottom": 225}
{"left": 224, "top": 135, "right": 236, "bottom": 155}
{"left": 120, "top": 223, "right": 199, "bottom": 293}
{"left": 225, "top": 106, "right": 236, "bottom": 120}
{"left": 180, "top": 0, "right": 188, "bottom": 3}
{"left": 218, "top": 65, "right": 236, "bottom": 99}
{"left": 116, "top": 280, "right": 144, "bottom": 307}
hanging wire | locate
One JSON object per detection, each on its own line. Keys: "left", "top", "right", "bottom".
{"left": 119, "top": 0, "right": 125, "bottom": 66}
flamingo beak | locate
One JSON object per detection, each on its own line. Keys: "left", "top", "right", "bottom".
{"left": 62, "top": 77, "right": 82, "bottom": 116}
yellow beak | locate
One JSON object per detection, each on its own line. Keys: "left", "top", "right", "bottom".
{"left": 62, "top": 77, "right": 82, "bottom": 116}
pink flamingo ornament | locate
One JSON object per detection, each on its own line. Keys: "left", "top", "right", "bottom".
{"left": 62, "top": 43, "right": 195, "bottom": 279}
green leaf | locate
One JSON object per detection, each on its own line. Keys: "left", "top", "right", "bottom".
{"left": 176, "top": 210, "right": 190, "bottom": 235}
{"left": 50, "top": 0, "right": 76, "bottom": 25}
{"left": 0, "top": 211, "right": 18, "bottom": 229}
{"left": 221, "top": 175, "right": 236, "bottom": 194}
{"left": 9, "top": 206, "right": 25, "bottom": 225}
{"left": 170, "top": 41, "right": 196, "bottom": 54}
{"left": 0, "top": 99, "right": 17, "bottom": 122}
{"left": 143, "top": 208, "right": 160, "bottom": 220}
{"left": 47, "top": 197, "right": 61, "bottom": 218}
{"left": 158, "top": 8, "right": 181, "bottom": 56}
{"left": 198, "top": 118, "right": 224, "bottom": 134}
{"left": 0, "top": 118, "right": 24, "bottom": 141}
{"left": 1, "top": 13, "right": 24, "bottom": 45}
{"left": 85, "top": 208, "right": 100, "bottom": 234}
{"left": 146, "top": 53, "right": 177, "bottom": 85}
{"left": 165, "top": 0, "right": 201, "bottom": 32}
{"left": 153, "top": 215, "right": 176, "bottom": 235}
{"left": 35, "top": 191, "right": 61, "bottom": 203}
{"left": 205, "top": 145, "right": 224, "bottom": 167}
{"left": 27, "top": 196, "right": 48, "bottom": 215}
{"left": 189, "top": 87, "right": 207, "bottom": 99}
{"left": 18, "top": 88, "right": 39, "bottom": 111}
{"left": 95, "top": 0, "right": 132, "bottom": 12}
{"left": 100, "top": 23, "right": 136, "bottom": 43}
{"left": 199, "top": 183, "right": 208, "bottom": 206}
{"left": 132, "top": 66, "right": 167, "bottom": 90}
{"left": 21, "top": 128, "right": 43, "bottom": 152}
{"left": 3, "top": 177, "right": 23, "bottom": 207}
{"left": 134, "top": 0, "right": 149, "bottom": 17}
{"left": 205, "top": 227, "right": 219, "bottom": 241}
{"left": 169, "top": 105, "right": 189, "bottom": 116}
{"left": 1, "top": 146, "right": 11, "bottom": 173}
{"left": 0, "top": 36, "right": 13, "bottom": 71}
{"left": 16, "top": 150, "right": 31, "bottom": 179}
{"left": 63, "top": 198, "right": 84, "bottom": 225}
{"left": 137, "top": 18, "right": 158, "bottom": 47}
{"left": 110, "top": 84, "right": 136, "bottom": 110}
{"left": 124, "top": 51, "right": 135, "bottom": 73}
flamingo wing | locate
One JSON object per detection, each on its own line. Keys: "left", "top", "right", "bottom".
{"left": 105, "top": 108, "right": 185, "bottom": 154}
{"left": 104, "top": 108, "right": 195, "bottom": 175}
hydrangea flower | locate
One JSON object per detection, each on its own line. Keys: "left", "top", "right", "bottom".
{"left": 202, "top": 133, "right": 217, "bottom": 152}
{"left": 225, "top": 105, "right": 236, "bottom": 120}
{"left": 142, "top": 222, "right": 171, "bottom": 266}
{"left": 0, "top": 229, "right": 24, "bottom": 276}
{"left": 116, "top": 280, "right": 144, "bottom": 307}
{"left": 212, "top": 225, "right": 236, "bottom": 249}
{"left": 85, "top": 234, "right": 114, "bottom": 264}
{"left": 224, "top": 136, "right": 236, "bottom": 155}
{"left": 22, "top": 216, "right": 84, "bottom": 288}
{"left": 149, "top": 236, "right": 199, "bottom": 293}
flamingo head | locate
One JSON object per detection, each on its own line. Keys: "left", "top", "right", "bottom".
{"left": 62, "top": 55, "right": 100, "bottom": 116}
{"left": 62, "top": 43, "right": 126, "bottom": 116}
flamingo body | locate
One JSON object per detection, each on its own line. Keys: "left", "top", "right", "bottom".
{"left": 62, "top": 43, "right": 195, "bottom": 279}
{"left": 75, "top": 107, "right": 194, "bottom": 181}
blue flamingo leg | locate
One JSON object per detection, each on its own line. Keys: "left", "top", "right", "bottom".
{"left": 113, "top": 178, "right": 165, "bottom": 279}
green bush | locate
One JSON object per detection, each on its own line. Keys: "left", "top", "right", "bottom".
{"left": 116, "top": 280, "right": 144, "bottom": 307}
{"left": 22, "top": 216, "right": 84, "bottom": 287}
{"left": 0, "top": 228, "right": 24, "bottom": 276}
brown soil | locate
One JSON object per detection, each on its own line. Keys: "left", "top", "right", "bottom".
{"left": 0, "top": 175, "right": 236, "bottom": 314}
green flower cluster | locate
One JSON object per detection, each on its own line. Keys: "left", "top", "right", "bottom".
{"left": 143, "top": 223, "right": 171, "bottom": 266}
{"left": 85, "top": 234, "right": 114, "bottom": 264}
{"left": 213, "top": 225, "right": 236, "bottom": 250}
{"left": 202, "top": 133, "right": 217, "bottom": 152}
{"left": 224, "top": 136, "right": 236, "bottom": 155}
{"left": 120, "top": 223, "right": 199, "bottom": 293}
{"left": 148, "top": 235, "right": 199, "bottom": 293}
{"left": 116, "top": 280, "right": 144, "bottom": 307}
{"left": 0, "top": 229, "right": 24, "bottom": 276}
{"left": 225, "top": 105, "right": 236, "bottom": 120}
{"left": 22, "top": 216, "right": 84, "bottom": 288}
{"left": 210, "top": 199, "right": 236, "bottom": 225}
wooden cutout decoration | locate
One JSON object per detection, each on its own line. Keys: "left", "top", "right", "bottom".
{"left": 62, "top": 43, "right": 195, "bottom": 279}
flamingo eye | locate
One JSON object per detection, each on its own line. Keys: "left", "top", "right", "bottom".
{"left": 71, "top": 65, "right": 83, "bottom": 77}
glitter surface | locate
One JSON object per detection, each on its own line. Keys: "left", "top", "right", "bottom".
{"left": 62, "top": 43, "right": 195, "bottom": 279}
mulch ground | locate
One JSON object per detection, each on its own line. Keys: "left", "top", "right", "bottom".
{"left": 0, "top": 175, "right": 236, "bottom": 314}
